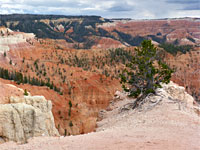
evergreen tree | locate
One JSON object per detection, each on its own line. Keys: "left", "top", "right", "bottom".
{"left": 24, "top": 89, "right": 28, "bottom": 96}
{"left": 120, "top": 40, "right": 173, "bottom": 109}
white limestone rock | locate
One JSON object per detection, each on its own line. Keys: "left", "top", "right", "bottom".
{"left": 0, "top": 96, "right": 59, "bottom": 143}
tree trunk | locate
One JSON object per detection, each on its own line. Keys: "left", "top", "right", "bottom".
{"left": 132, "top": 93, "right": 148, "bottom": 109}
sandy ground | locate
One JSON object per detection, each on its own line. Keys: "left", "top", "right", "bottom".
{"left": 0, "top": 89, "right": 200, "bottom": 150}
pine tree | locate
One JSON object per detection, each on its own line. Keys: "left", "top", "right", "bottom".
{"left": 24, "top": 89, "right": 28, "bottom": 96}
{"left": 120, "top": 40, "right": 173, "bottom": 109}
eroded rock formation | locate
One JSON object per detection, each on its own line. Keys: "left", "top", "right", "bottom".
{"left": 0, "top": 27, "right": 35, "bottom": 54}
{"left": 0, "top": 85, "right": 59, "bottom": 143}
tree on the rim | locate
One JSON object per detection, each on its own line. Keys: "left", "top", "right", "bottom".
{"left": 120, "top": 40, "right": 173, "bottom": 109}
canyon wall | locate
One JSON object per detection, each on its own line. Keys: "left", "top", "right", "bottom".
{"left": 0, "top": 16, "right": 199, "bottom": 136}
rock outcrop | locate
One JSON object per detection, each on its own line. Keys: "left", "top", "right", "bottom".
{"left": 97, "top": 81, "right": 199, "bottom": 131}
{"left": 0, "top": 95, "right": 59, "bottom": 144}
{"left": 0, "top": 27, "right": 35, "bottom": 54}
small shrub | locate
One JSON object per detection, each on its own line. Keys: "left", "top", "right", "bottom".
{"left": 69, "top": 121, "right": 73, "bottom": 127}
{"left": 24, "top": 89, "right": 28, "bottom": 96}
{"left": 64, "top": 129, "right": 67, "bottom": 136}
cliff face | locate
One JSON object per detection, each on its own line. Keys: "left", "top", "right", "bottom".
{"left": 0, "top": 81, "right": 59, "bottom": 144}
{"left": 0, "top": 27, "right": 35, "bottom": 54}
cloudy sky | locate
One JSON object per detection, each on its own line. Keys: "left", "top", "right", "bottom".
{"left": 0, "top": 0, "right": 199, "bottom": 19}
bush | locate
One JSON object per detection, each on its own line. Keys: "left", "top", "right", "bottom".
{"left": 24, "top": 89, "right": 28, "bottom": 96}
{"left": 69, "top": 121, "right": 73, "bottom": 127}
{"left": 120, "top": 40, "right": 173, "bottom": 109}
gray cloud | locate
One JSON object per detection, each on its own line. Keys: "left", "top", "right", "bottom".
{"left": 23, "top": 0, "right": 89, "bottom": 8}
{"left": 108, "top": 2, "right": 134, "bottom": 12}
{"left": 166, "top": 0, "right": 200, "bottom": 10}
{"left": 166, "top": 0, "right": 200, "bottom": 4}
{"left": 183, "top": 5, "right": 200, "bottom": 10}
{"left": 108, "top": 6, "right": 133, "bottom": 12}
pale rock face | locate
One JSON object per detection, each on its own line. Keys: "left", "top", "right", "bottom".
{"left": 114, "top": 91, "right": 127, "bottom": 100}
{"left": 0, "top": 95, "right": 59, "bottom": 143}
{"left": 0, "top": 83, "right": 24, "bottom": 104}
{"left": 113, "top": 81, "right": 195, "bottom": 110}
{"left": 0, "top": 27, "right": 35, "bottom": 54}
{"left": 57, "top": 24, "right": 64, "bottom": 31}
{"left": 0, "top": 27, "right": 13, "bottom": 35}
{"left": 160, "top": 81, "right": 194, "bottom": 108}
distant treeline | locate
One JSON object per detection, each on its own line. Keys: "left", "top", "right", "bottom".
{"left": 0, "top": 67, "right": 62, "bottom": 94}
{"left": 159, "top": 43, "right": 193, "bottom": 55}
{"left": 0, "top": 14, "right": 107, "bottom": 21}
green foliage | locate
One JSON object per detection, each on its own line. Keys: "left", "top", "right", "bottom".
{"left": 187, "top": 37, "right": 195, "bottom": 43}
{"left": 147, "top": 35, "right": 166, "bottom": 43}
{"left": 69, "top": 100, "right": 72, "bottom": 108}
{"left": 66, "top": 48, "right": 132, "bottom": 73}
{"left": 64, "top": 129, "right": 67, "bottom": 136}
{"left": 69, "top": 121, "right": 73, "bottom": 127}
{"left": 68, "top": 100, "right": 72, "bottom": 117}
{"left": 34, "top": 59, "right": 39, "bottom": 70}
{"left": 0, "top": 67, "right": 61, "bottom": 94}
{"left": 120, "top": 40, "right": 173, "bottom": 99}
{"left": 113, "top": 29, "right": 147, "bottom": 46}
{"left": 159, "top": 43, "right": 193, "bottom": 55}
{"left": 22, "top": 57, "right": 25, "bottom": 63}
{"left": 68, "top": 109, "right": 71, "bottom": 117}
{"left": 24, "top": 89, "right": 28, "bottom": 96}
{"left": 108, "top": 48, "right": 132, "bottom": 64}
{"left": 82, "top": 39, "right": 95, "bottom": 49}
